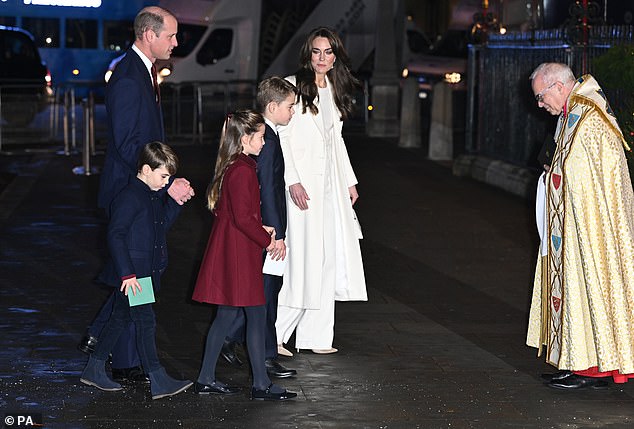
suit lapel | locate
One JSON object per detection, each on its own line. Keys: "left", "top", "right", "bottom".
{"left": 265, "top": 124, "right": 279, "bottom": 145}
{"left": 129, "top": 50, "right": 164, "bottom": 138}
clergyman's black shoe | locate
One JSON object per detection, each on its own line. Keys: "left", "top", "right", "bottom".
{"left": 251, "top": 384, "right": 297, "bottom": 401}
{"left": 194, "top": 381, "right": 241, "bottom": 395}
{"left": 77, "top": 334, "right": 98, "bottom": 354}
{"left": 540, "top": 370, "right": 573, "bottom": 382}
{"left": 547, "top": 374, "right": 609, "bottom": 390}
{"left": 111, "top": 366, "right": 150, "bottom": 384}
{"left": 265, "top": 359, "right": 297, "bottom": 378}
{"left": 220, "top": 340, "right": 243, "bottom": 367}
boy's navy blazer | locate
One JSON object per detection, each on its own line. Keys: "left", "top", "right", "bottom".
{"left": 256, "top": 123, "right": 287, "bottom": 239}
{"left": 98, "top": 48, "right": 165, "bottom": 211}
{"left": 99, "top": 178, "right": 181, "bottom": 292}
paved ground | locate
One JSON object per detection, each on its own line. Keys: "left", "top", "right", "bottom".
{"left": 2, "top": 128, "right": 634, "bottom": 429}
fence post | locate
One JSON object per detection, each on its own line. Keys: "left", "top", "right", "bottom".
{"left": 89, "top": 91, "right": 96, "bottom": 156}
{"left": 465, "top": 44, "right": 479, "bottom": 154}
{"left": 63, "top": 88, "right": 71, "bottom": 155}
{"left": 70, "top": 87, "right": 77, "bottom": 152}
{"left": 72, "top": 96, "right": 97, "bottom": 176}
{"left": 49, "top": 88, "right": 56, "bottom": 141}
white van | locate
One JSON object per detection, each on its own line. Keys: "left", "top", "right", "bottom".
{"left": 156, "top": 0, "right": 261, "bottom": 84}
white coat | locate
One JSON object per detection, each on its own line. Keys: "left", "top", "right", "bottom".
{"left": 278, "top": 75, "right": 367, "bottom": 309}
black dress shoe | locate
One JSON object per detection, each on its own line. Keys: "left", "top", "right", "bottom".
{"left": 77, "top": 334, "right": 98, "bottom": 354}
{"left": 540, "top": 370, "right": 573, "bottom": 382}
{"left": 220, "top": 340, "right": 243, "bottom": 368}
{"left": 111, "top": 366, "right": 150, "bottom": 384}
{"left": 251, "top": 384, "right": 297, "bottom": 401}
{"left": 548, "top": 374, "right": 609, "bottom": 390}
{"left": 194, "top": 381, "right": 241, "bottom": 395}
{"left": 265, "top": 359, "right": 297, "bottom": 378}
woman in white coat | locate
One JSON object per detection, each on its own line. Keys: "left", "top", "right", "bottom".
{"left": 276, "top": 27, "right": 367, "bottom": 354}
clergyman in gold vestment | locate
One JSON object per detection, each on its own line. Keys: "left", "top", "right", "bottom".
{"left": 527, "top": 63, "right": 634, "bottom": 389}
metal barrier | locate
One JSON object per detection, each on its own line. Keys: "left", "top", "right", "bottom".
{"left": 1, "top": 78, "right": 369, "bottom": 170}
{"left": 60, "top": 87, "right": 77, "bottom": 155}
{"left": 163, "top": 80, "right": 258, "bottom": 141}
{"left": 72, "top": 92, "right": 98, "bottom": 176}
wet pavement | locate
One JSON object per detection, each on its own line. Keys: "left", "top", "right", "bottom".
{"left": 2, "top": 128, "right": 634, "bottom": 429}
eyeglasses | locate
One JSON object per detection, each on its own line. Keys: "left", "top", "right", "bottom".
{"left": 534, "top": 82, "right": 558, "bottom": 103}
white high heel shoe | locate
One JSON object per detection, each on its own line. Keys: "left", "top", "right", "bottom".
{"left": 311, "top": 348, "right": 338, "bottom": 354}
{"left": 277, "top": 344, "right": 293, "bottom": 357}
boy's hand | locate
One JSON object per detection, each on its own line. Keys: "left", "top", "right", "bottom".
{"left": 121, "top": 277, "right": 142, "bottom": 296}
{"left": 270, "top": 239, "right": 286, "bottom": 261}
{"left": 168, "top": 178, "right": 195, "bottom": 205}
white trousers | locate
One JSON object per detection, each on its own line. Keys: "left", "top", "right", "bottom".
{"left": 276, "top": 169, "right": 348, "bottom": 349}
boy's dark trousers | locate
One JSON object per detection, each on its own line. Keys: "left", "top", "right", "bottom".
{"left": 89, "top": 292, "right": 142, "bottom": 369}
{"left": 91, "top": 290, "right": 161, "bottom": 374}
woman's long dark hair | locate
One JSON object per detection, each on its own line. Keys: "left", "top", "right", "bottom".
{"left": 295, "top": 27, "right": 361, "bottom": 120}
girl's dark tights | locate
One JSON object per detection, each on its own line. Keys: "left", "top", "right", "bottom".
{"left": 197, "top": 304, "right": 271, "bottom": 389}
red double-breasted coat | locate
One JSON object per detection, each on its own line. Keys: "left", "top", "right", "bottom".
{"left": 192, "top": 154, "right": 271, "bottom": 306}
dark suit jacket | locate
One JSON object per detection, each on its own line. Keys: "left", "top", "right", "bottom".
{"left": 98, "top": 48, "right": 165, "bottom": 211}
{"left": 99, "top": 177, "right": 182, "bottom": 292}
{"left": 255, "top": 123, "right": 287, "bottom": 240}
{"left": 538, "top": 133, "right": 556, "bottom": 168}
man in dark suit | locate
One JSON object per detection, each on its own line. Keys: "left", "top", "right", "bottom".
{"left": 221, "top": 77, "right": 298, "bottom": 378}
{"left": 78, "top": 6, "right": 194, "bottom": 383}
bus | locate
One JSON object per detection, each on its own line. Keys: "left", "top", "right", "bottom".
{"left": 0, "top": 0, "right": 156, "bottom": 92}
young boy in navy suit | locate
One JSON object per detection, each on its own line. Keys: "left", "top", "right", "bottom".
{"left": 220, "top": 77, "right": 298, "bottom": 378}
{"left": 80, "top": 142, "right": 193, "bottom": 400}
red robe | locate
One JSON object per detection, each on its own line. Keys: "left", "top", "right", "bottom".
{"left": 192, "top": 154, "right": 271, "bottom": 306}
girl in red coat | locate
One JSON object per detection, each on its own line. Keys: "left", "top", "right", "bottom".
{"left": 192, "top": 110, "right": 297, "bottom": 401}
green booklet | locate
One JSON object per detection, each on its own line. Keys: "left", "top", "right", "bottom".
{"left": 127, "top": 276, "right": 156, "bottom": 307}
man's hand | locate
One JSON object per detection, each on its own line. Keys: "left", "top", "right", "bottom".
{"left": 349, "top": 185, "right": 359, "bottom": 205}
{"left": 289, "top": 183, "right": 310, "bottom": 210}
{"left": 168, "top": 178, "right": 195, "bottom": 205}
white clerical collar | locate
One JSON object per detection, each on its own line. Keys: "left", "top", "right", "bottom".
{"left": 131, "top": 44, "right": 153, "bottom": 80}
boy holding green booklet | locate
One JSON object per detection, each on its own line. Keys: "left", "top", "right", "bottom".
{"left": 80, "top": 141, "right": 192, "bottom": 400}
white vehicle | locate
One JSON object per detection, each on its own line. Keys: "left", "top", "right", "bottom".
{"left": 105, "top": 0, "right": 261, "bottom": 84}
{"left": 155, "top": 0, "right": 261, "bottom": 83}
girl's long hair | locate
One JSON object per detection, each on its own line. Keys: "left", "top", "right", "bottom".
{"left": 295, "top": 27, "right": 361, "bottom": 120}
{"left": 206, "top": 110, "right": 264, "bottom": 211}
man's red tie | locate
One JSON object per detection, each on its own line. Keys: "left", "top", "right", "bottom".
{"left": 151, "top": 64, "right": 160, "bottom": 104}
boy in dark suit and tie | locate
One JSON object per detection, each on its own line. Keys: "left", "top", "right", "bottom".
{"left": 219, "top": 77, "right": 298, "bottom": 379}
{"left": 80, "top": 142, "right": 192, "bottom": 400}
